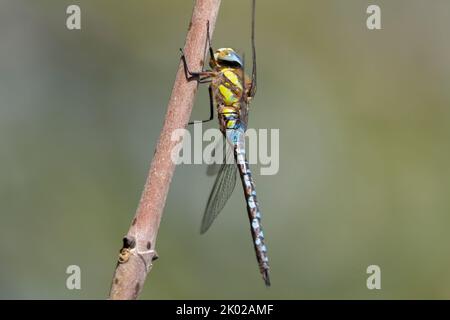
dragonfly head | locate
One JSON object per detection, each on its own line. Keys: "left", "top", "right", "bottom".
{"left": 211, "top": 48, "right": 243, "bottom": 69}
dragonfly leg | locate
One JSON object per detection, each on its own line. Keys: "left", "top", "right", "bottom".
{"left": 206, "top": 20, "right": 217, "bottom": 69}
{"left": 182, "top": 21, "right": 216, "bottom": 125}
{"left": 198, "top": 78, "right": 212, "bottom": 84}
{"left": 180, "top": 20, "right": 217, "bottom": 79}
{"left": 179, "top": 48, "right": 215, "bottom": 81}
{"left": 188, "top": 85, "right": 215, "bottom": 125}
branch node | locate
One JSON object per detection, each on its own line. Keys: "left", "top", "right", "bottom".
{"left": 123, "top": 236, "right": 136, "bottom": 249}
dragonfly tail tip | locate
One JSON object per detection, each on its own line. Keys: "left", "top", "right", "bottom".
{"left": 263, "top": 270, "right": 271, "bottom": 287}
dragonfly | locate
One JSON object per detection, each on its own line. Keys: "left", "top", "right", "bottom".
{"left": 180, "top": 0, "right": 270, "bottom": 286}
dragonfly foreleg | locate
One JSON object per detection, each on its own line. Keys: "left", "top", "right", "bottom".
{"left": 179, "top": 48, "right": 215, "bottom": 81}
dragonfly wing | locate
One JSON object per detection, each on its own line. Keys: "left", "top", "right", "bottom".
{"left": 200, "top": 155, "right": 237, "bottom": 234}
{"left": 205, "top": 139, "right": 222, "bottom": 176}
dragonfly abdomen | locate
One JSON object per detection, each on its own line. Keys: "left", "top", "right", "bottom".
{"left": 232, "top": 132, "right": 270, "bottom": 286}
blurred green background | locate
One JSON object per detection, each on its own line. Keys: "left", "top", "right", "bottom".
{"left": 1, "top": 0, "right": 450, "bottom": 299}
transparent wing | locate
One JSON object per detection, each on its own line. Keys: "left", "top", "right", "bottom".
{"left": 200, "top": 147, "right": 237, "bottom": 234}
{"left": 205, "top": 139, "right": 221, "bottom": 176}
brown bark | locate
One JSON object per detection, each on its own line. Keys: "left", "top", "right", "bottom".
{"left": 109, "top": 0, "right": 222, "bottom": 300}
